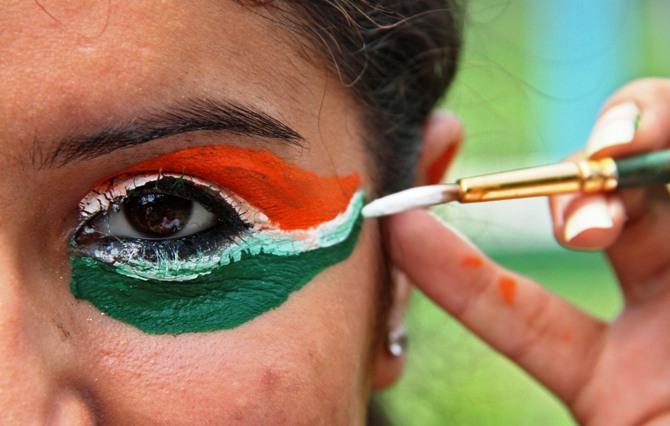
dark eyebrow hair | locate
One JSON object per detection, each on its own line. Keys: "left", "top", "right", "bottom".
{"left": 39, "top": 97, "right": 304, "bottom": 168}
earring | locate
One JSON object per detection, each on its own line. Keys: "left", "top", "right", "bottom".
{"left": 387, "top": 326, "right": 408, "bottom": 358}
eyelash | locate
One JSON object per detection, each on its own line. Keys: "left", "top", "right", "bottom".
{"left": 71, "top": 173, "right": 257, "bottom": 281}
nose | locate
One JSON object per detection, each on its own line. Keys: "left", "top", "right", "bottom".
{"left": 0, "top": 241, "right": 96, "bottom": 425}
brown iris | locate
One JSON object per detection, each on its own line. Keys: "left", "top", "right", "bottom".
{"left": 123, "top": 193, "right": 193, "bottom": 238}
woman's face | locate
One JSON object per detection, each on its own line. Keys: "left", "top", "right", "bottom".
{"left": 1, "top": 2, "right": 390, "bottom": 423}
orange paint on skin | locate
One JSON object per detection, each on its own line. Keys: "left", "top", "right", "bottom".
{"left": 426, "top": 144, "right": 458, "bottom": 185}
{"left": 460, "top": 255, "right": 484, "bottom": 269}
{"left": 107, "top": 146, "right": 360, "bottom": 230}
{"left": 561, "top": 330, "right": 573, "bottom": 342}
{"left": 497, "top": 276, "right": 517, "bottom": 306}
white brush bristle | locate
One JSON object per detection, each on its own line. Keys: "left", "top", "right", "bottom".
{"left": 362, "top": 185, "right": 458, "bottom": 218}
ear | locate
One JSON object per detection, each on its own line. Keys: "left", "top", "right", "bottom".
{"left": 416, "top": 110, "right": 464, "bottom": 186}
{"left": 371, "top": 111, "right": 463, "bottom": 389}
{"left": 371, "top": 267, "right": 411, "bottom": 390}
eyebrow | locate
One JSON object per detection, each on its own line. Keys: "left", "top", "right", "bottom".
{"left": 39, "top": 97, "right": 304, "bottom": 168}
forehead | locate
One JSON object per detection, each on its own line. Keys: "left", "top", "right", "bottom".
{"left": 0, "top": 1, "right": 344, "bottom": 149}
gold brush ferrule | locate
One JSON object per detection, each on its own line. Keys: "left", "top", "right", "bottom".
{"left": 457, "top": 157, "right": 619, "bottom": 203}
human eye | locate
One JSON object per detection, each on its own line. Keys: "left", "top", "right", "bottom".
{"left": 72, "top": 173, "right": 254, "bottom": 282}
{"left": 68, "top": 145, "right": 364, "bottom": 335}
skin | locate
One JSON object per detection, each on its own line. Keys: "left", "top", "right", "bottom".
{"left": 6, "top": 1, "right": 667, "bottom": 425}
{"left": 389, "top": 81, "right": 670, "bottom": 425}
{"left": 0, "top": 2, "right": 411, "bottom": 424}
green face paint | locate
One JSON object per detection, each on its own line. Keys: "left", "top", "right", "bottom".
{"left": 70, "top": 214, "right": 361, "bottom": 334}
{"left": 69, "top": 146, "right": 364, "bottom": 335}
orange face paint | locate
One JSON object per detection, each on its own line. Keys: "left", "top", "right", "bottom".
{"left": 111, "top": 146, "right": 360, "bottom": 230}
{"left": 498, "top": 276, "right": 517, "bottom": 306}
{"left": 426, "top": 144, "right": 458, "bottom": 185}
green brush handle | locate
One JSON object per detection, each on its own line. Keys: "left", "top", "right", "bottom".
{"left": 615, "top": 150, "right": 670, "bottom": 189}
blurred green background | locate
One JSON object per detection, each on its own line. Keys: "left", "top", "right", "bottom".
{"left": 380, "top": 1, "right": 670, "bottom": 424}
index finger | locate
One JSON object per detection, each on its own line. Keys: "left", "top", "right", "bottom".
{"left": 385, "top": 209, "right": 605, "bottom": 405}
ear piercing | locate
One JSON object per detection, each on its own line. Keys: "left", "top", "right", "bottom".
{"left": 387, "top": 326, "right": 408, "bottom": 358}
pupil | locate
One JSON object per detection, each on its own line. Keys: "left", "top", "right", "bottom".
{"left": 123, "top": 193, "right": 193, "bottom": 238}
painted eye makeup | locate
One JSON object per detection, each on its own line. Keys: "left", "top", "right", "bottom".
{"left": 88, "top": 178, "right": 222, "bottom": 240}
{"left": 69, "top": 146, "right": 364, "bottom": 335}
{"left": 73, "top": 174, "right": 254, "bottom": 281}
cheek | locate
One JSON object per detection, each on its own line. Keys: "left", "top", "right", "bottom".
{"left": 69, "top": 223, "right": 381, "bottom": 424}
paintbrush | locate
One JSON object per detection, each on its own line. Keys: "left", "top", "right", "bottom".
{"left": 362, "top": 150, "right": 670, "bottom": 218}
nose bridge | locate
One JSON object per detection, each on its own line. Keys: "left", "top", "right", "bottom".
{"left": 0, "top": 233, "right": 96, "bottom": 425}
{"left": 0, "top": 242, "right": 54, "bottom": 423}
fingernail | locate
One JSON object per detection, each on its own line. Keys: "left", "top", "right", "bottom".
{"left": 586, "top": 102, "right": 641, "bottom": 156}
{"left": 564, "top": 196, "right": 614, "bottom": 242}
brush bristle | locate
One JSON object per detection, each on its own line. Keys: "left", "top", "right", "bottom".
{"left": 362, "top": 184, "right": 458, "bottom": 218}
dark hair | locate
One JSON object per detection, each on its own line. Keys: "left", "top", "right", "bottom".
{"left": 241, "top": 0, "right": 463, "bottom": 194}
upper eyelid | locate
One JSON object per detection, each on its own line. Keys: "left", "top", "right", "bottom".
{"left": 73, "top": 143, "right": 360, "bottom": 246}
{"left": 106, "top": 145, "right": 361, "bottom": 231}
{"left": 74, "top": 173, "right": 263, "bottom": 236}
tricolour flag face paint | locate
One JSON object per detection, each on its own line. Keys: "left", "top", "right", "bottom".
{"left": 69, "top": 146, "right": 363, "bottom": 335}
